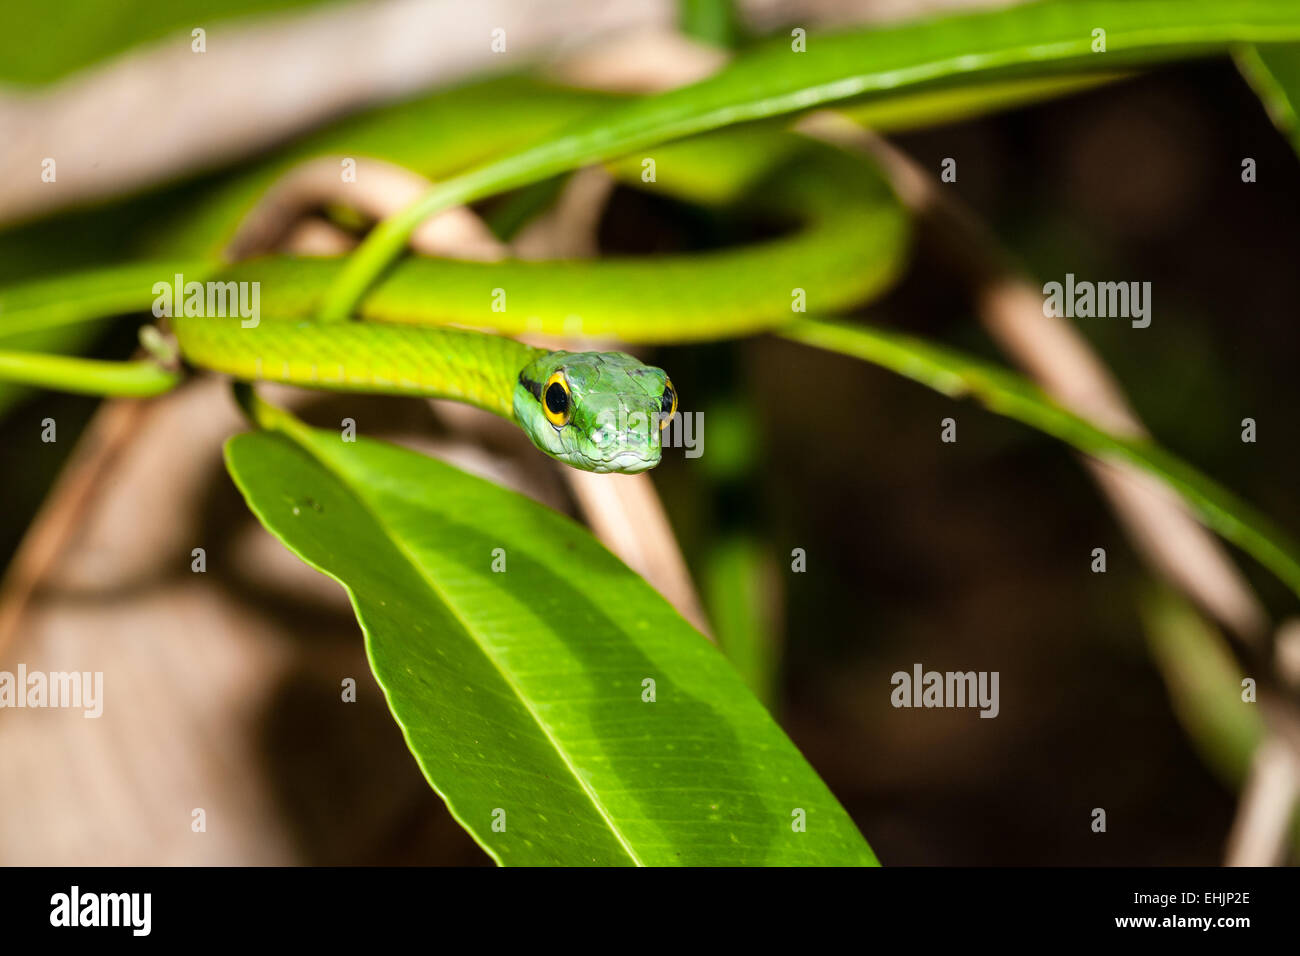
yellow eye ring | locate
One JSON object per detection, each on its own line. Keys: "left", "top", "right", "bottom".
{"left": 659, "top": 378, "right": 677, "bottom": 430}
{"left": 543, "top": 371, "right": 572, "bottom": 428}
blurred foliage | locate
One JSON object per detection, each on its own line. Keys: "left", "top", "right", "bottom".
{"left": 1236, "top": 43, "right": 1300, "bottom": 156}
{"left": 0, "top": 0, "right": 336, "bottom": 85}
{"left": 3, "top": 0, "right": 1300, "bottom": 865}
{"left": 679, "top": 0, "right": 742, "bottom": 49}
{"left": 1139, "top": 587, "right": 1263, "bottom": 786}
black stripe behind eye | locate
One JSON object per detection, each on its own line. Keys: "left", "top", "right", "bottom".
{"left": 519, "top": 372, "right": 543, "bottom": 401}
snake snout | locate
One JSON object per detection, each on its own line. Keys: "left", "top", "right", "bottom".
{"left": 582, "top": 410, "right": 662, "bottom": 473}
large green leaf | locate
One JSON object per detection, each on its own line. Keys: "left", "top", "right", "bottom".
{"left": 224, "top": 402, "right": 874, "bottom": 866}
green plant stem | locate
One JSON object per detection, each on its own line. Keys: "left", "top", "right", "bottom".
{"left": 0, "top": 350, "right": 181, "bottom": 397}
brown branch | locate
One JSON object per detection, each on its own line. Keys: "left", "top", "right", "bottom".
{"left": 0, "top": 398, "right": 157, "bottom": 662}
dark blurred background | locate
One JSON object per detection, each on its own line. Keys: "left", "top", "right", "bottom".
{"left": 1, "top": 4, "right": 1296, "bottom": 865}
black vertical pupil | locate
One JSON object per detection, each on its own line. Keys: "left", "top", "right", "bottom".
{"left": 660, "top": 387, "right": 675, "bottom": 415}
{"left": 545, "top": 381, "right": 569, "bottom": 416}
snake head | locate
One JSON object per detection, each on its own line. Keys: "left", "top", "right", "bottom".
{"left": 513, "top": 351, "right": 677, "bottom": 474}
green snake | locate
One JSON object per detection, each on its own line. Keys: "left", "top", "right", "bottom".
{"left": 175, "top": 318, "right": 678, "bottom": 474}
{"left": 0, "top": 77, "right": 907, "bottom": 472}
{"left": 5, "top": 3, "right": 1300, "bottom": 471}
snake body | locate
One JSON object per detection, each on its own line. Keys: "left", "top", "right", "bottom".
{"left": 173, "top": 316, "right": 543, "bottom": 417}
{"left": 0, "top": 85, "right": 908, "bottom": 472}
{"left": 5, "top": 5, "right": 1300, "bottom": 469}
{"left": 208, "top": 136, "right": 904, "bottom": 343}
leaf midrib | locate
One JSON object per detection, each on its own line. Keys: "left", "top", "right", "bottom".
{"left": 288, "top": 433, "right": 646, "bottom": 867}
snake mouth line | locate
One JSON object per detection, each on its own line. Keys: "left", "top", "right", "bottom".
{"left": 569, "top": 449, "right": 660, "bottom": 475}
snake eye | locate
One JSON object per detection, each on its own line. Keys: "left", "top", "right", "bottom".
{"left": 659, "top": 380, "right": 677, "bottom": 429}
{"left": 543, "top": 372, "right": 572, "bottom": 428}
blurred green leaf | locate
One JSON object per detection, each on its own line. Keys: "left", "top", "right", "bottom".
{"left": 0, "top": 0, "right": 334, "bottom": 86}
{"left": 837, "top": 72, "right": 1128, "bottom": 133}
{"left": 705, "top": 535, "right": 780, "bottom": 709}
{"left": 1139, "top": 588, "right": 1263, "bottom": 786}
{"left": 1235, "top": 43, "right": 1300, "bottom": 156}
{"left": 0, "top": 260, "right": 209, "bottom": 337}
{"left": 679, "top": 0, "right": 741, "bottom": 49}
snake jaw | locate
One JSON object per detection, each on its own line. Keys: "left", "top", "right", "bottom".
{"left": 514, "top": 350, "right": 671, "bottom": 474}
{"left": 580, "top": 445, "right": 661, "bottom": 475}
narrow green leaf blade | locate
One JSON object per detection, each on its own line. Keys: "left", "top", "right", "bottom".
{"left": 461, "top": 0, "right": 1300, "bottom": 201}
{"left": 224, "top": 424, "right": 874, "bottom": 866}
{"left": 780, "top": 318, "right": 1300, "bottom": 602}
{"left": 1235, "top": 43, "right": 1300, "bottom": 156}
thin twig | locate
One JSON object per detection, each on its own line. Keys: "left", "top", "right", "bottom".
{"left": 0, "top": 398, "right": 156, "bottom": 662}
{"left": 1224, "top": 737, "right": 1300, "bottom": 865}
